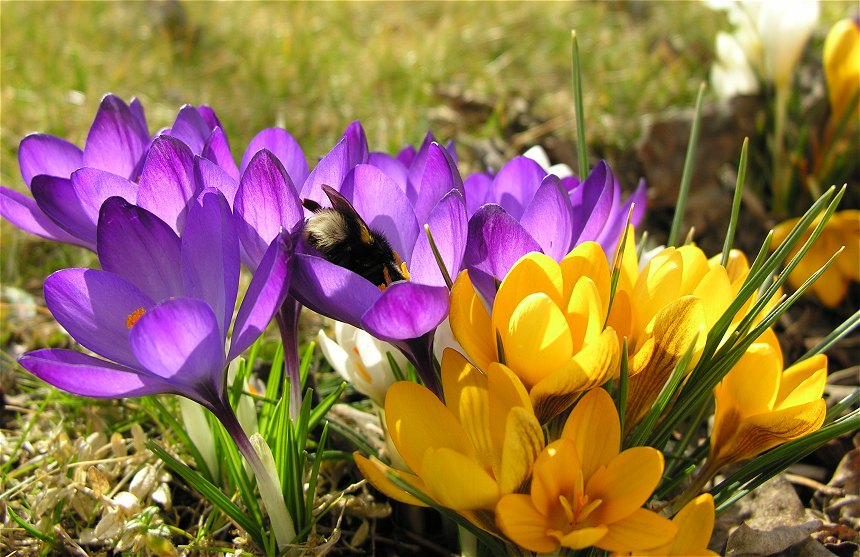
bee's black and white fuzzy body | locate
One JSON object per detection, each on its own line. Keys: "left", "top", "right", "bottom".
{"left": 302, "top": 185, "right": 409, "bottom": 288}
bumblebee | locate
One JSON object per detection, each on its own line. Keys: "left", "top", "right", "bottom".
{"left": 302, "top": 185, "right": 410, "bottom": 289}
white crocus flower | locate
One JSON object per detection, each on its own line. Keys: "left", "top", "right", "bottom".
{"left": 751, "top": 0, "right": 820, "bottom": 90}
{"left": 317, "top": 321, "right": 407, "bottom": 406}
{"left": 523, "top": 145, "right": 574, "bottom": 178}
{"left": 708, "top": 0, "right": 819, "bottom": 95}
{"left": 710, "top": 31, "right": 761, "bottom": 98}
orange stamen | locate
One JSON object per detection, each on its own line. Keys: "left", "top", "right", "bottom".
{"left": 126, "top": 307, "right": 146, "bottom": 329}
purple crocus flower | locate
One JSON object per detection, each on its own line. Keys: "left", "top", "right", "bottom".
{"left": 234, "top": 137, "right": 308, "bottom": 417}
{"left": 290, "top": 134, "right": 467, "bottom": 397}
{"left": 0, "top": 94, "right": 150, "bottom": 248}
{"left": 18, "top": 188, "right": 293, "bottom": 491}
{"left": 0, "top": 95, "right": 245, "bottom": 251}
{"left": 463, "top": 158, "right": 646, "bottom": 304}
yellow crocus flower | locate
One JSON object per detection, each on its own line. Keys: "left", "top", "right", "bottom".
{"left": 495, "top": 389, "right": 677, "bottom": 553}
{"left": 824, "top": 18, "right": 860, "bottom": 126}
{"left": 772, "top": 210, "right": 860, "bottom": 308}
{"left": 450, "top": 243, "right": 620, "bottom": 423}
{"left": 709, "top": 330, "right": 827, "bottom": 469}
{"left": 615, "top": 494, "right": 719, "bottom": 557}
{"left": 619, "top": 245, "right": 781, "bottom": 427}
{"left": 354, "top": 348, "right": 544, "bottom": 532}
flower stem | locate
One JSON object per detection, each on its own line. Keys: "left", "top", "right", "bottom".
{"left": 216, "top": 404, "right": 296, "bottom": 550}
{"left": 673, "top": 458, "right": 720, "bottom": 514}
{"left": 276, "top": 296, "right": 303, "bottom": 420}
{"left": 771, "top": 84, "right": 790, "bottom": 217}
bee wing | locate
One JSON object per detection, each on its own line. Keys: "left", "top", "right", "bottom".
{"left": 321, "top": 184, "right": 374, "bottom": 244}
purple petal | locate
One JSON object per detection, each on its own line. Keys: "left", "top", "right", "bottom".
{"left": 361, "top": 282, "right": 450, "bottom": 342}
{"left": 405, "top": 132, "right": 435, "bottom": 204}
{"left": 520, "top": 175, "right": 574, "bottom": 261}
{"left": 570, "top": 160, "right": 615, "bottom": 244}
{"left": 129, "top": 298, "right": 225, "bottom": 398}
{"left": 229, "top": 232, "right": 294, "bottom": 360}
{"left": 492, "top": 156, "right": 547, "bottom": 219}
{"left": 596, "top": 178, "right": 647, "bottom": 255}
{"left": 83, "top": 94, "right": 149, "bottom": 179}
{"left": 445, "top": 140, "right": 458, "bottom": 164}
{"left": 136, "top": 135, "right": 197, "bottom": 234}
{"left": 413, "top": 143, "right": 463, "bottom": 226}
{"left": 44, "top": 268, "right": 155, "bottom": 367}
{"left": 235, "top": 149, "right": 303, "bottom": 270}
{"left": 19, "top": 349, "right": 169, "bottom": 398}
{"left": 464, "top": 173, "right": 493, "bottom": 217}
{"left": 343, "top": 120, "right": 369, "bottom": 167}
{"left": 195, "top": 156, "right": 238, "bottom": 208}
{"left": 129, "top": 98, "right": 149, "bottom": 135}
{"left": 290, "top": 253, "right": 381, "bottom": 328}
{"left": 18, "top": 134, "right": 83, "bottom": 186}
{"left": 397, "top": 144, "right": 417, "bottom": 167}
{"left": 196, "top": 105, "right": 223, "bottom": 132}
{"left": 240, "top": 128, "right": 309, "bottom": 186}
{"left": 97, "top": 197, "right": 183, "bottom": 302}
{"left": 182, "top": 189, "right": 239, "bottom": 342}
{"left": 463, "top": 204, "right": 542, "bottom": 305}
{"left": 340, "top": 164, "right": 420, "bottom": 263}
{"left": 0, "top": 186, "right": 86, "bottom": 246}
{"left": 368, "top": 152, "right": 408, "bottom": 193}
{"left": 202, "top": 127, "right": 240, "bottom": 182}
{"left": 300, "top": 137, "right": 350, "bottom": 205}
{"left": 30, "top": 176, "right": 94, "bottom": 247}
{"left": 169, "top": 105, "right": 211, "bottom": 155}
{"left": 561, "top": 175, "right": 580, "bottom": 193}
{"left": 409, "top": 190, "right": 468, "bottom": 287}
{"left": 33, "top": 169, "right": 137, "bottom": 248}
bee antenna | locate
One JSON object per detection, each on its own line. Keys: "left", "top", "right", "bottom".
{"left": 302, "top": 198, "right": 322, "bottom": 212}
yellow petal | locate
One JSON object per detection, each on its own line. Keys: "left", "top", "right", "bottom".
{"left": 556, "top": 525, "right": 610, "bottom": 550}
{"left": 495, "top": 494, "right": 559, "bottom": 553}
{"left": 440, "top": 349, "right": 494, "bottom": 473}
{"left": 607, "top": 288, "right": 635, "bottom": 342}
{"left": 494, "top": 252, "right": 564, "bottom": 342}
{"left": 824, "top": 20, "right": 860, "bottom": 121}
{"left": 566, "top": 276, "right": 605, "bottom": 352}
{"left": 691, "top": 266, "right": 733, "bottom": 330}
{"left": 450, "top": 270, "right": 496, "bottom": 371}
{"left": 627, "top": 296, "right": 705, "bottom": 426}
{"left": 501, "top": 293, "right": 573, "bottom": 389}
{"left": 633, "top": 248, "right": 682, "bottom": 329}
{"left": 614, "top": 225, "right": 640, "bottom": 294}
{"left": 560, "top": 241, "right": 611, "bottom": 313}
{"left": 498, "top": 406, "right": 545, "bottom": 495}
{"left": 530, "top": 328, "right": 619, "bottom": 424}
{"left": 718, "top": 342, "right": 781, "bottom": 416}
{"left": 663, "top": 494, "right": 717, "bottom": 556}
{"left": 712, "top": 399, "right": 827, "bottom": 465}
{"left": 561, "top": 388, "right": 620, "bottom": 480}
{"left": 595, "top": 508, "right": 677, "bottom": 552}
{"left": 586, "top": 447, "right": 664, "bottom": 526}
{"left": 776, "top": 354, "right": 827, "bottom": 408}
{"left": 676, "top": 245, "right": 710, "bottom": 294}
{"left": 421, "top": 447, "right": 500, "bottom": 510}
{"left": 353, "top": 453, "right": 429, "bottom": 507}
{"left": 488, "top": 362, "right": 534, "bottom": 464}
{"left": 529, "top": 439, "right": 582, "bottom": 519}
{"left": 385, "top": 381, "right": 475, "bottom": 475}
{"left": 834, "top": 211, "right": 860, "bottom": 280}
{"left": 710, "top": 249, "right": 750, "bottom": 285}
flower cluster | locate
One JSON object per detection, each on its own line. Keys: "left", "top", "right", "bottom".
{"left": 4, "top": 89, "right": 850, "bottom": 555}
{"left": 356, "top": 232, "right": 837, "bottom": 554}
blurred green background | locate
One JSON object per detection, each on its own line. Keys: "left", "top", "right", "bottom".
{"left": 0, "top": 0, "right": 851, "bottom": 292}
